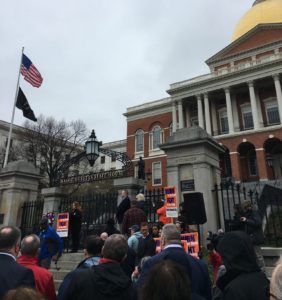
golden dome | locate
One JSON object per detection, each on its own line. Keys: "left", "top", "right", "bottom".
{"left": 232, "top": 0, "right": 282, "bottom": 41}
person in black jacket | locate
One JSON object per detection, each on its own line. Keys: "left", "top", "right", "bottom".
{"left": 240, "top": 200, "right": 265, "bottom": 272}
{"left": 58, "top": 234, "right": 136, "bottom": 300}
{"left": 0, "top": 226, "right": 35, "bottom": 299}
{"left": 116, "top": 190, "right": 131, "bottom": 232}
{"left": 216, "top": 230, "right": 269, "bottom": 300}
{"left": 69, "top": 201, "right": 83, "bottom": 253}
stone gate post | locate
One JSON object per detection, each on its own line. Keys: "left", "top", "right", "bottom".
{"left": 0, "top": 160, "right": 42, "bottom": 226}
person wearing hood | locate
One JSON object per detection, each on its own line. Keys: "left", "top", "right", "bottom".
{"left": 58, "top": 234, "right": 136, "bottom": 300}
{"left": 215, "top": 231, "right": 269, "bottom": 300}
{"left": 127, "top": 225, "right": 142, "bottom": 254}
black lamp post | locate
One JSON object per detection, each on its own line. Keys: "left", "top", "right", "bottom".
{"left": 85, "top": 130, "right": 102, "bottom": 167}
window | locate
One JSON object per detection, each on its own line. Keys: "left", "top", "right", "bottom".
{"left": 100, "top": 156, "right": 105, "bottom": 164}
{"left": 241, "top": 105, "right": 254, "bottom": 130}
{"left": 190, "top": 117, "right": 199, "bottom": 126}
{"left": 265, "top": 100, "right": 280, "bottom": 125}
{"left": 248, "top": 149, "right": 257, "bottom": 176}
{"left": 135, "top": 129, "right": 144, "bottom": 153}
{"left": 218, "top": 109, "right": 229, "bottom": 134}
{"left": 152, "top": 162, "right": 162, "bottom": 185}
{"left": 111, "top": 155, "right": 116, "bottom": 162}
{"left": 150, "top": 125, "right": 163, "bottom": 150}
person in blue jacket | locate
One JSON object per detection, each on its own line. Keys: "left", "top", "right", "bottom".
{"left": 38, "top": 217, "right": 63, "bottom": 269}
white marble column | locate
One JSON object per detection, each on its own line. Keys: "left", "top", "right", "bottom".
{"left": 172, "top": 101, "right": 177, "bottom": 132}
{"left": 273, "top": 74, "right": 282, "bottom": 124}
{"left": 178, "top": 100, "right": 184, "bottom": 129}
{"left": 224, "top": 88, "right": 234, "bottom": 134}
{"left": 248, "top": 81, "right": 259, "bottom": 130}
{"left": 197, "top": 95, "right": 204, "bottom": 129}
{"left": 204, "top": 93, "right": 211, "bottom": 134}
{"left": 231, "top": 94, "right": 239, "bottom": 132}
{"left": 211, "top": 101, "right": 218, "bottom": 135}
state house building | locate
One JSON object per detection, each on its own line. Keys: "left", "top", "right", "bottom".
{"left": 124, "top": 0, "right": 282, "bottom": 190}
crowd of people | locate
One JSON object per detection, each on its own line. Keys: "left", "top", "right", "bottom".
{"left": 0, "top": 191, "right": 281, "bottom": 300}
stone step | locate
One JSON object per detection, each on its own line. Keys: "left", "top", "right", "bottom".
{"left": 59, "top": 252, "right": 84, "bottom": 262}
{"left": 50, "top": 270, "right": 70, "bottom": 281}
{"left": 54, "top": 279, "right": 62, "bottom": 291}
{"left": 50, "top": 260, "right": 78, "bottom": 271}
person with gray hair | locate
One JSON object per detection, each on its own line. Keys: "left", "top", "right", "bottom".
{"left": 58, "top": 234, "right": 136, "bottom": 300}
{"left": 137, "top": 224, "right": 212, "bottom": 300}
{"left": 17, "top": 234, "right": 56, "bottom": 300}
{"left": 270, "top": 260, "right": 282, "bottom": 300}
{"left": 0, "top": 226, "right": 35, "bottom": 299}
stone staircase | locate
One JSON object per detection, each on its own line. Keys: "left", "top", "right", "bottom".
{"left": 49, "top": 248, "right": 281, "bottom": 291}
{"left": 262, "top": 247, "right": 282, "bottom": 279}
{"left": 50, "top": 252, "right": 84, "bottom": 291}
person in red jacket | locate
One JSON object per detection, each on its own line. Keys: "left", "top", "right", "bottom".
{"left": 17, "top": 234, "right": 57, "bottom": 300}
{"left": 207, "top": 243, "right": 223, "bottom": 285}
{"left": 157, "top": 200, "right": 173, "bottom": 225}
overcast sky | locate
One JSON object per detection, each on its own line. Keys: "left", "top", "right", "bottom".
{"left": 0, "top": 0, "right": 254, "bottom": 143}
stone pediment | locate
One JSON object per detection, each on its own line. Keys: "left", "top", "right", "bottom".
{"left": 206, "top": 24, "right": 282, "bottom": 65}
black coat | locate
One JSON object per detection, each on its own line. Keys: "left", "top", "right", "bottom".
{"left": 58, "top": 262, "right": 136, "bottom": 300}
{"left": 69, "top": 209, "right": 82, "bottom": 233}
{"left": 243, "top": 209, "right": 264, "bottom": 245}
{"left": 216, "top": 231, "right": 269, "bottom": 300}
{"left": 137, "top": 246, "right": 212, "bottom": 300}
{"left": 116, "top": 197, "right": 130, "bottom": 224}
{"left": 0, "top": 254, "right": 35, "bottom": 299}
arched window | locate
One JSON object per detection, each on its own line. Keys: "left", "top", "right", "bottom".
{"left": 150, "top": 125, "right": 163, "bottom": 150}
{"left": 135, "top": 129, "right": 144, "bottom": 153}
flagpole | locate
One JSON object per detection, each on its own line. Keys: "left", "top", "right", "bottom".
{"left": 3, "top": 47, "right": 24, "bottom": 168}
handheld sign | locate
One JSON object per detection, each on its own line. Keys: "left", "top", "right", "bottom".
{"left": 56, "top": 212, "right": 69, "bottom": 237}
{"left": 164, "top": 186, "right": 178, "bottom": 218}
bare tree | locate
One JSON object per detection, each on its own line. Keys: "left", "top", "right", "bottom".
{"left": 22, "top": 115, "right": 88, "bottom": 187}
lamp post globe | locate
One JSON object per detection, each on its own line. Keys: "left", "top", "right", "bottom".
{"left": 85, "top": 130, "right": 101, "bottom": 167}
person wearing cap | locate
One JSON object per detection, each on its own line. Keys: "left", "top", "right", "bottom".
{"left": 127, "top": 225, "right": 142, "bottom": 254}
{"left": 38, "top": 217, "right": 63, "bottom": 269}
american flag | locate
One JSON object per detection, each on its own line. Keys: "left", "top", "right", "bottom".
{"left": 21, "top": 54, "right": 43, "bottom": 88}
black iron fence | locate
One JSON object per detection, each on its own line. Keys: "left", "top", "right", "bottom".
{"left": 59, "top": 189, "right": 165, "bottom": 234}
{"left": 20, "top": 198, "right": 44, "bottom": 237}
{"left": 214, "top": 183, "right": 282, "bottom": 246}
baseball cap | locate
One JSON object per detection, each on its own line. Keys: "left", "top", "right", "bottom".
{"left": 129, "top": 225, "right": 140, "bottom": 232}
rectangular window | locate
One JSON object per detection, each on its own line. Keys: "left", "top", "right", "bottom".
{"left": 265, "top": 101, "right": 280, "bottom": 125}
{"left": 241, "top": 105, "right": 254, "bottom": 130}
{"left": 219, "top": 110, "right": 229, "bottom": 134}
{"left": 248, "top": 156, "right": 257, "bottom": 176}
{"left": 101, "top": 156, "right": 105, "bottom": 164}
{"left": 111, "top": 156, "right": 116, "bottom": 162}
{"left": 152, "top": 162, "right": 162, "bottom": 185}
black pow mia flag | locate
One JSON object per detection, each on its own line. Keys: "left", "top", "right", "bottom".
{"left": 16, "top": 87, "right": 37, "bottom": 122}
